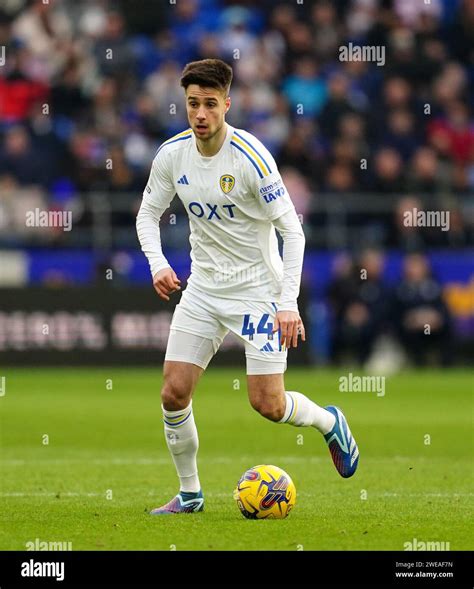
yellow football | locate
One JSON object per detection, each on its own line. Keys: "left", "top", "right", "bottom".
{"left": 233, "top": 464, "right": 296, "bottom": 519}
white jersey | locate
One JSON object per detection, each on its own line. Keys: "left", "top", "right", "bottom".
{"left": 141, "top": 124, "right": 297, "bottom": 302}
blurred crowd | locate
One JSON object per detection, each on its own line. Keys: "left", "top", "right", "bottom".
{"left": 0, "top": 0, "right": 473, "bottom": 248}
{"left": 327, "top": 249, "right": 453, "bottom": 366}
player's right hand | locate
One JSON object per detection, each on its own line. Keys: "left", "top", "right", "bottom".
{"left": 153, "top": 268, "right": 181, "bottom": 301}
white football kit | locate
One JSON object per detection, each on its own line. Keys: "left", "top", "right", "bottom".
{"left": 137, "top": 123, "right": 305, "bottom": 373}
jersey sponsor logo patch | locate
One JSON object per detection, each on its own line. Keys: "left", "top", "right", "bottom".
{"left": 261, "top": 186, "right": 286, "bottom": 204}
{"left": 146, "top": 185, "right": 151, "bottom": 193}
{"left": 188, "top": 201, "right": 236, "bottom": 220}
{"left": 220, "top": 174, "right": 235, "bottom": 194}
{"left": 259, "top": 179, "right": 283, "bottom": 195}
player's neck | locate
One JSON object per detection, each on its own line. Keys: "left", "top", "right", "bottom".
{"left": 195, "top": 122, "right": 228, "bottom": 157}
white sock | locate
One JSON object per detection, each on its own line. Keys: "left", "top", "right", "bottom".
{"left": 162, "top": 402, "right": 201, "bottom": 493}
{"left": 278, "top": 391, "right": 336, "bottom": 434}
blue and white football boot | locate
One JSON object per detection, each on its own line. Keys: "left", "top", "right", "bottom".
{"left": 150, "top": 490, "right": 204, "bottom": 515}
{"left": 324, "top": 406, "right": 359, "bottom": 478}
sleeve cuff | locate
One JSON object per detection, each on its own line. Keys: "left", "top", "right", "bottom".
{"left": 150, "top": 260, "right": 171, "bottom": 278}
{"left": 277, "top": 302, "right": 299, "bottom": 313}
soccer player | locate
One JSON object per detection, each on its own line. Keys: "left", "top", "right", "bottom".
{"left": 136, "top": 59, "right": 359, "bottom": 514}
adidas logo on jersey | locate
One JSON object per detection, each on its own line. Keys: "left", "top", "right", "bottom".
{"left": 177, "top": 175, "right": 189, "bottom": 185}
{"left": 260, "top": 343, "right": 274, "bottom": 352}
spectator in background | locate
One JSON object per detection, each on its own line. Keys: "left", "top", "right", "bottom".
{"left": 278, "top": 122, "right": 322, "bottom": 183}
{"left": 93, "top": 10, "right": 135, "bottom": 78}
{"left": 0, "top": 45, "right": 49, "bottom": 124}
{"left": 145, "top": 60, "right": 188, "bottom": 134}
{"left": 393, "top": 253, "right": 452, "bottom": 365}
{"left": 280, "top": 166, "right": 312, "bottom": 220}
{"left": 219, "top": 6, "right": 258, "bottom": 66}
{"left": 0, "top": 174, "right": 20, "bottom": 238}
{"left": 92, "top": 145, "right": 143, "bottom": 194}
{"left": 0, "top": 125, "right": 51, "bottom": 187}
{"left": 66, "top": 129, "right": 106, "bottom": 192}
{"left": 0, "top": 173, "right": 47, "bottom": 241}
{"left": 369, "top": 76, "right": 413, "bottom": 136}
{"left": 311, "top": 0, "right": 341, "bottom": 63}
{"left": 50, "top": 57, "right": 90, "bottom": 121}
{"left": 428, "top": 100, "right": 474, "bottom": 165}
{"left": 328, "top": 248, "right": 389, "bottom": 365}
{"left": 90, "top": 76, "right": 121, "bottom": 139}
{"left": 379, "top": 108, "right": 420, "bottom": 162}
{"left": 389, "top": 195, "right": 427, "bottom": 251}
{"left": 407, "top": 147, "right": 449, "bottom": 194}
{"left": 368, "top": 147, "right": 405, "bottom": 193}
{"left": 318, "top": 72, "right": 355, "bottom": 139}
{"left": 168, "top": 0, "right": 209, "bottom": 65}
{"left": 282, "top": 56, "right": 328, "bottom": 118}
{"left": 269, "top": 3, "right": 297, "bottom": 40}
{"left": 283, "top": 21, "right": 315, "bottom": 69}
{"left": 337, "top": 112, "right": 369, "bottom": 162}
{"left": 448, "top": 0, "right": 474, "bottom": 64}
{"left": 325, "top": 162, "right": 357, "bottom": 193}
{"left": 382, "top": 76, "right": 413, "bottom": 111}
{"left": 431, "top": 63, "right": 469, "bottom": 114}
{"left": 12, "top": 0, "right": 72, "bottom": 81}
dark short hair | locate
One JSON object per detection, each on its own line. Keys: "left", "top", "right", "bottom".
{"left": 180, "top": 59, "right": 233, "bottom": 95}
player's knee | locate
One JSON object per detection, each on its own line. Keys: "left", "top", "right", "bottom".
{"left": 161, "top": 379, "right": 191, "bottom": 411}
{"left": 250, "top": 395, "right": 285, "bottom": 422}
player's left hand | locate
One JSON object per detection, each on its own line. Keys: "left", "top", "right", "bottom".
{"left": 273, "top": 311, "right": 306, "bottom": 349}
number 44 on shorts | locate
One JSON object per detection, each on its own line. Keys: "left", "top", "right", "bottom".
{"left": 241, "top": 313, "right": 273, "bottom": 341}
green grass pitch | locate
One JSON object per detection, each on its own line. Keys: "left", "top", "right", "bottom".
{"left": 0, "top": 367, "right": 472, "bottom": 551}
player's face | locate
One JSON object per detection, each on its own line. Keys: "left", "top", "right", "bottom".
{"left": 185, "top": 85, "right": 230, "bottom": 141}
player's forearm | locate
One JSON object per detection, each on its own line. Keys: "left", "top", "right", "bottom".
{"left": 136, "top": 199, "right": 171, "bottom": 276}
{"left": 273, "top": 209, "right": 305, "bottom": 312}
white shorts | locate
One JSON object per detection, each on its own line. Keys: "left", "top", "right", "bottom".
{"left": 165, "top": 285, "right": 287, "bottom": 375}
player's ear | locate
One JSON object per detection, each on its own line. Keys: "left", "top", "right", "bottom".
{"left": 225, "top": 96, "right": 231, "bottom": 113}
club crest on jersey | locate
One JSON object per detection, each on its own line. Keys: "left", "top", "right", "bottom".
{"left": 220, "top": 174, "right": 235, "bottom": 194}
